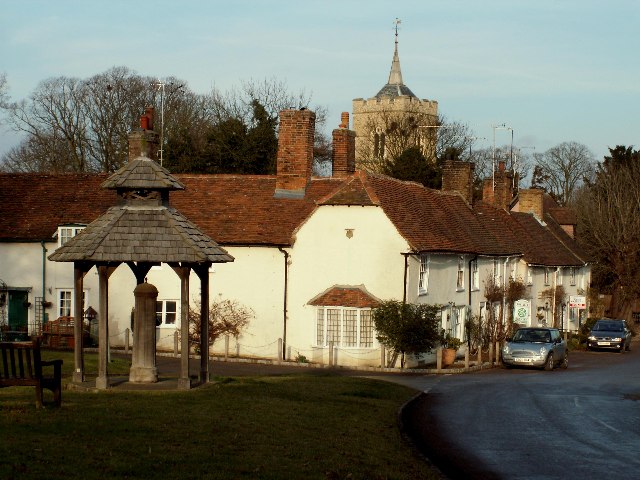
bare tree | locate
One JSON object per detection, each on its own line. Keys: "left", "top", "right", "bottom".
{"left": 0, "top": 72, "right": 9, "bottom": 111}
{"left": 575, "top": 146, "right": 640, "bottom": 320}
{"left": 531, "top": 141, "right": 596, "bottom": 206}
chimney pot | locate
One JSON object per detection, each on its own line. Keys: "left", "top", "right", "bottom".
{"left": 340, "top": 112, "right": 350, "bottom": 129}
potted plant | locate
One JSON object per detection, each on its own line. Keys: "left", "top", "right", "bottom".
{"left": 440, "top": 331, "right": 462, "bottom": 367}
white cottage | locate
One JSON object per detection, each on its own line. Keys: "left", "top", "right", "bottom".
{"left": 0, "top": 108, "right": 590, "bottom": 368}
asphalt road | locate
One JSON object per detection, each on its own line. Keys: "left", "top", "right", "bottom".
{"left": 401, "top": 347, "right": 640, "bottom": 480}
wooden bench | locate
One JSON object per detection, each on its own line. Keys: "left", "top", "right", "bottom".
{"left": 0, "top": 339, "right": 63, "bottom": 408}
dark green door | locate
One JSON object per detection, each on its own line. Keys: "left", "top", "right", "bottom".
{"left": 8, "top": 291, "right": 28, "bottom": 331}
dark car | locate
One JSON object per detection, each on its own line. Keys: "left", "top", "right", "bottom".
{"left": 502, "top": 327, "right": 568, "bottom": 370}
{"left": 587, "top": 318, "right": 631, "bottom": 352}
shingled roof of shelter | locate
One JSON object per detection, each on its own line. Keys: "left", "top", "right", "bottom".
{"left": 48, "top": 206, "right": 232, "bottom": 263}
{"left": 102, "top": 156, "right": 185, "bottom": 190}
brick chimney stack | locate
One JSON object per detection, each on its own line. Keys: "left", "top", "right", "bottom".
{"left": 332, "top": 112, "right": 356, "bottom": 178}
{"left": 128, "top": 107, "right": 159, "bottom": 162}
{"left": 517, "top": 188, "right": 544, "bottom": 219}
{"left": 275, "top": 109, "right": 316, "bottom": 198}
{"left": 441, "top": 160, "right": 475, "bottom": 204}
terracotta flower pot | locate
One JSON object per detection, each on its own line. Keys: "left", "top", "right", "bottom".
{"left": 442, "top": 348, "right": 457, "bottom": 367}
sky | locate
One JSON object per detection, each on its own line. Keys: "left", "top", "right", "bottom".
{"left": 1, "top": 0, "right": 639, "bottom": 162}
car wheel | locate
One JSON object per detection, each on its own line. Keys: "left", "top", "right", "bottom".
{"left": 544, "top": 354, "right": 554, "bottom": 371}
{"left": 560, "top": 352, "right": 568, "bottom": 369}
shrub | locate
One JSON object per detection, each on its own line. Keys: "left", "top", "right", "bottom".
{"left": 188, "top": 298, "right": 254, "bottom": 354}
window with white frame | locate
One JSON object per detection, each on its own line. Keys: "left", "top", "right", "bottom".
{"left": 544, "top": 268, "right": 551, "bottom": 285}
{"left": 526, "top": 266, "right": 533, "bottom": 285}
{"left": 418, "top": 254, "right": 430, "bottom": 295}
{"left": 509, "top": 261, "right": 517, "bottom": 281}
{"left": 315, "top": 307, "right": 374, "bottom": 348}
{"left": 456, "top": 256, "right": 465, "bottom": 290}
{"left": 156, "top": 300, "right": 178, "bottom": 325}
{"left": 557, "top": 268, "right": 563, "bottom": 285}
{"left": 493, "top": 259, "right": 501, "bottom": 286}
{"left": 471, "top": 259, "right": 479, "bottom": 290}
{"left": 57, "top": 289, "right": 87, "bottom": 318}
{"left": 58, "top": 226, "right": 85, "bottom": 247}
{"left": 569, "top": 267, "right": 576, "bottom": 286}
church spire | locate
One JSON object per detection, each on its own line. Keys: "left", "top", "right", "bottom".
{"left": 375, "top": 18, "right": 416, "bottom": 98}
{"left": 388, "top": 18, "right": 404, "bottom": 86}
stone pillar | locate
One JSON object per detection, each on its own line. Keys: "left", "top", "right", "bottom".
{"left": 129, "top": 282, "right": 159, "bottom": 383}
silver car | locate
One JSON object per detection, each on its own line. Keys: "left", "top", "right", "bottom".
{"left": 502, "top": 327, "right": 568, "bottom": 370}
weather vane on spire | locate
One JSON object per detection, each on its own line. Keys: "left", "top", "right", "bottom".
{"left": 394, "top": 18, "right": 401, "bottom": 41}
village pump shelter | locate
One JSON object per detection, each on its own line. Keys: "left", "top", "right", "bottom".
{"left": 48, "top": 114, "right": 233, "bottom": 389}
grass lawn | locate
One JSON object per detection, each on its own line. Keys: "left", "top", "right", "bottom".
{"left": 0, "top": 350, "right": 438, "bottom": 480}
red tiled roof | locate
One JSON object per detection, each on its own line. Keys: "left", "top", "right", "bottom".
{"left": 0, "top": 171, "right": 590, "bottom": 267}
{"left": 0, "top": 173, "right": 115, "bottom": 242}
{"left": 171, "top": 175, "right": 343, "bottom": 246}
{"left": 308, "top": 285, "right": 381, "bottom": 308}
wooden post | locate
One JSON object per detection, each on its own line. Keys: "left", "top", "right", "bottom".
{"left": 194, "top": 264, "right": 210, "bottom": 384}
{"left": 329, "top": 342, "right": 334, "bottom": 366}
{"left": 174, "top": 330, "right": 179, "bottom": 357}
{"left": 380, "top": 345, "right": 385, "bottom": 369}
{"left": 96, "top": 264, "right": 117, "bottom": 389}
{"left": 464, "top": 348, "right": 470, "bottom": 371}
{"left": 125, "top": 328, "right": 130, "bottom": 355}
{"left": 72, "top": 262, "right": 91, "bottom": 384}
{"left": 477, "top": 347, "right": 482, "bottom": 366}
{"left": 225, "top": 335, "right": 230, "bottom": 360}
{"left": 495, "top": 342, "right": 501, "bottom": 365}
{"left": 436, "top": 347, "right": 442, "bottom": 370}
{"left": 488, "top": 343, "right": 494, "bottom": 364}
{"left": 170, "top": 264, "right": 191, "bottom": 390}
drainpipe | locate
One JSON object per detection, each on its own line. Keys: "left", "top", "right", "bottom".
{"left": 467, "top": 255, "right": 478, "bottom": 349}
{"left": 41, "top": 241, "right": 47, "bottom": 326}
{"left": 278, "top": 247, "right": 289, "bottom": 361}
{"left": 402, "top": 253, "right": 410, "bottom": 306}
{"left": 502, "top": 256, "right": 511, "bottom": 339}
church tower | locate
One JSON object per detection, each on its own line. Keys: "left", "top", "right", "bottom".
{"left": 352, "top": 20, "right": 438, "bottom": 169}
